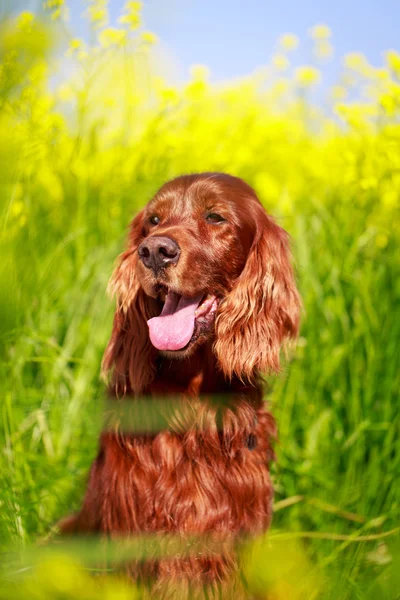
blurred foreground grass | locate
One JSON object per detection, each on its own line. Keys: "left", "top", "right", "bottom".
{"left": 0, "top": 2, "right": 399, "bottom": 598}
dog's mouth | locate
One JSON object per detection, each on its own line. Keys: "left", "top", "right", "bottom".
{"left": 147, "top": 287, "right": 218, "bottom": 352}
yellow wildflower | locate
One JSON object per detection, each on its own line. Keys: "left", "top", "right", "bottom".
{"left": 295, "top": 66, "right": 321, "bottom": 86}
{"left": 66, "top": 38, "right": 86, "bottom": 57}
{"left": 17, "top": 11, "right": 35, "bottom": 29}
{"left": 98, "top": 27, "right": 127, "bottom": 48}
{"left": 85, "top": 1, "right": 109, "bottom": 28}
{"left": 309, "top": 24, "right": 331, "bottom": 40}
{"left": 385, "top": 50, "right": 400, "bottom": 76}
{"left": 118, "top": 13, "right": 141, "bottom": 30}
{"left": 78, "top": 50, "right": 88, "bottom": 61}
{"left": 185, "top": 80, "right": 207, "bottom": 100}
{"left": 57, "top": 83, "right": 74, "bottom": 102}
{"left": 160, "top": 88, "right": 179, "bottom": 105}
{"left": 70, "top": 38, "right": 83, "bottom": 50}
{"left": 360, "top": 176, "right": 378, "bottom": 190}
{"left": 272, "top": 54, "right": 289, "bottom": 71}
{"left": 380, "top": 93, "right": 397, "bottom": 116}
{"left": 314, "top": 41, "right": 334, "bottom": 60}
{"left": 278, "top": 33, "right": 299, "bottom": 51}
{"left": 124, "top": 1, "right": 143, "bottom": 10}
{"left": 254, "top": 172, "right": 280, "bottom": 202}
{"left": 43, "top": 0, "right": 67, "bottom": 20}
{"left": 110, "top": 204, "right": 121, "bottom": 218}
{"left": 140, "top": 31, "right": 158, "bottom": 45}
{"left": 10, "top": 199, "right": 24, "bottom": 218}
{"left": 37, "top": 169, "right": 64, "bottom": 203}
{"left": 103, "top": 96, "right": 116, "bottom": 108}
{"left": 87, "top": 7, "right": 108, "bottom": 26}
{"left": 190, "top": 65, "right": 210, "bottom": 82}
{"left": 119, "top": 0, "right": 142, "bottom": 28}
{"left": 375, "top": 233, "right": 388, "bottom": 248}
{"left": 330, "top": 85, "right": 347, "bottom": 100}
{"left": 373, "top": 68, "right": 390, "bottom": 81}
{"left": 381, "top": 189, "right": 398, "bottom": 208}
{"left": 270, "top": 78, "right": 290, "bottom": 97}
{"left": 43, "top": 0, "right": 65, "bottom": 6}
{"left": 343, "top": 52, "right": 368, "bottom": 72}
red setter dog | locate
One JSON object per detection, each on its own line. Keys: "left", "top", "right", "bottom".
{"left": 60, "top": 173, "right": 300, "bottom": 597}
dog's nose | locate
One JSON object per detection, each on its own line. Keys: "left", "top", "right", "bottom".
{"left": 138, "top": 236, "right": 180, "bottom": 272}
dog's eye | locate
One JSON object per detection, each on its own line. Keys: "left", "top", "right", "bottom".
{"left": 206, "top": 213, "right": 226, "bottom": 224}
{"left": 149, "top": 215, "right": 160, "bottom": 225}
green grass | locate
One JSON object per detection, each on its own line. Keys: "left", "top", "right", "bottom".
{"left": 1, "top": 6, "right": 400, "bottom": 598}
{"left": 1, "top": 179, "right": 399, "bottom": 598}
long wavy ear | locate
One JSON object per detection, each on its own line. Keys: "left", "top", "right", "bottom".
{"left": 214, "top": 205, "right": 300, "bottom": 382}
{"left": 102, "top": 210, "right": 159, "bottom": 396}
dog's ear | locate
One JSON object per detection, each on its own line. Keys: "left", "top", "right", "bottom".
{"left": 214, "top": 206, "right": 300, "bottom": 381}
{"left": 102, "top": 210, "right": 159, "bottom": 396}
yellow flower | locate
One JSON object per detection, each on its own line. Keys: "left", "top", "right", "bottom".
{"left": 190, "top": 64, "right": 210, "bottom": 81}
{"left": 43, "top": 0, "right": 65, "bottom": 6}
{"left": 380, "top": 93, "right": 397, "bottom": 115}
{"left": 98, "top": 27, "right": 127, "bottom": 48}
{"left": 37, "top": 169, "right": 64, "bottom": 203}
{"left": 89, "top": 7, "right": 107, "bottom": 23}
{"left": 103, "top": 96, "right": 116, "bottom": 108}
{"left": 272, "top": 54, "right": 289, "bottom": 71}
{"left": 295, "top": 66, "right": 321, "bottom": 86}
{"left": 29, "top": 63, "right": 48, "bottom": 86}
{"left": 185, "top": 80, "right": 207, "bottom": 100}
{"left": 140, "top": 31, "right": 158, "bottom": 45}
{"left": 119, "top": 0, "right": 142, "bottom": 28}
{"left": 381, "top": 189, "right": 398, "bottom": 208}
{"left": 330, "top": 85, "right": 347, "bottom": 100}
{"left": 86, "top": 3, "right": 109, "bottom": 28}
{"left": 17, "top": 11, "right": 35, "bottom": 29}
{"left": 385, "top": 50, "right": 400, "bottom": 76}
{"left": 78, "top": 50, "right": 88, "bottom": 61}
{"left": 375, "top": 233, "right": 388, "bottom": 248}
{"left": 314, "top": 41, "right": 334, "bottom": 60}
{"left": 110, "top": 204, "right": 121, "bottom": 218}
{"left": 334, "top": 102, "right": 349, "bottom": 118}
{"left": 278, "top": 33, "right": 299, "bottom": 51}
{"left": 66, "top": 38, "right": 86, "bottom": 57}
{"left": 373, "top": 68, "right": 390, "bottom": 81}
{"left": 160, "top": 88, "right": 179, "bottom": 105}
{"left": 43, "top": 0, "right": 67, "bottom": 20}
{"left": 118, "top": 13, "right": 141, "bottom": 30}
{"left": 13, "top": 182, "right": 23, "bottom": 203}
{"left": 343, "top": 52, "right": 368, "bottom": 71}
{"left": 57, "top": 83, "right": 74, "bottom": 102}
{"left": 335, "top": 102, "right": 378, "bottom": 127}
{"left": 10, "top": 199, "right": 24, "bottom": 218}
{"left": 124, "top": 0, "right": 143, "bottom": 10}
{"left": 70, "top": 38, "right": 83, "bottom": 50}
{"left": 309, "top": 24, "right": 331, "bottom": 40}
{"left": 271, "top": 78, "right": 290, "bottom": 97}
{"left": 254, "top": 172, "right": 280, "bottom": 201}
{"left": 360, "top": 176, "right": 378, "bottom": 190}
{"left": 379, "top": 81, "right": 400, "bottom": 115}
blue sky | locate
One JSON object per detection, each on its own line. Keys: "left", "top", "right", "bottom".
{"left": 139, "top": 0, "right": 400, "bottom": 81}
{"left": 9, "top": 0, "right": 400, "bottom": 84}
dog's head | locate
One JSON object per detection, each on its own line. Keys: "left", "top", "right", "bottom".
{"left": 103, "top": 173, "right": 300, "bottom": 394}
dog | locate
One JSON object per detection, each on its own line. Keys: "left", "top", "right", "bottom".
{"left": 60, "top": 172, "right": 300, "bottom": 597}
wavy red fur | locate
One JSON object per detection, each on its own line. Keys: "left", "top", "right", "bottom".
{"left": 60, "top": 173, "right": 300, "bottom": 598}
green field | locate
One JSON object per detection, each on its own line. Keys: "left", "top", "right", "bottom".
{"left": 0, "top": 4, "right": 399, "bottom": 599}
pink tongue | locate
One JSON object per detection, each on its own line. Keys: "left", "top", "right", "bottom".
{"left": 147, "top": 291, "right": 203, "bottom": 351}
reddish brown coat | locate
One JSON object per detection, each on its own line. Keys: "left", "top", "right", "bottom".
{"left": 60, "top": 173, "right": 300, "bottom": 597}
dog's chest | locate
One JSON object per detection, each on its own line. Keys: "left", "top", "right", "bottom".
{"left": 98, "top": 407, "right": 275, "bottom": 534}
